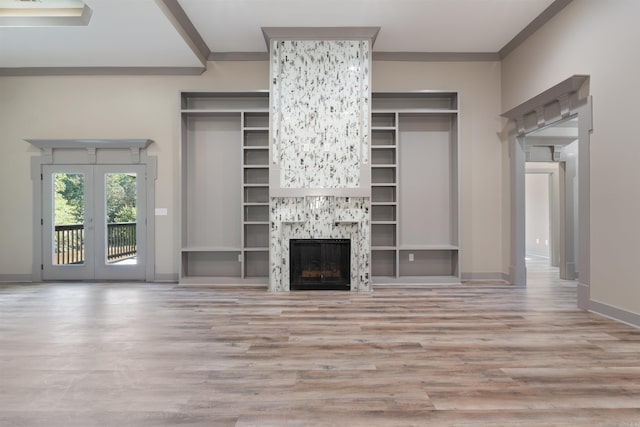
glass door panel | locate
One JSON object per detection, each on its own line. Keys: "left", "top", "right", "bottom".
{"left": 43, "top": 165, "right": 94, "bottom": 281}
{"left": 105, "top": 172, "right": 138, "bottom": 265}
{"left": 53, "top": 172, "right": 86, "bottom": 265}
{"left": 43, "top": 164, "right": 146, "bottom": 281}
{"left": 95, "top": 165, "right": 146, "bottom": 281}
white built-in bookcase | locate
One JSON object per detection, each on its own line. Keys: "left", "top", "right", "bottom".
{"left": 180, "top": 92, "right": 270, "bottom": 283}
{"left": 370, "top": 92, "right": 459, "bottom": 283}
{"left": 179, "top": 91, "right": 459, "bottom": 284}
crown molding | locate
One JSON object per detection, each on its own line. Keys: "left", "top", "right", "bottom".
{"left": 208, "top": 52, "right": 270, "bottom": 61}
{"left": 373, "top": 52, "right": 500, "bottom": 62}
{"left": 499, "top": 0, "right": 574, "bottom": 59}
{"left": 0, "top": 67, "right": 204, "bottom": 76}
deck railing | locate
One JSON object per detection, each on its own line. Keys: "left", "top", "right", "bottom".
{"left": 54, "top": 222, "right": 136, "bottom": 264}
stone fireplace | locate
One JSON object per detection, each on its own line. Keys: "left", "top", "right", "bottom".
{"left": 266, "top": 29, "right": 376, "bottom": 292}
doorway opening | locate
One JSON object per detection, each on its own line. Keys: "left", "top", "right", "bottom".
{"left": 28, "top": 139, "right": 156, "bottom": 282}
{"left": 524, "top": 117, "right": 579, "bottom": 287}
{"left": 43, "top": 164, "right": 146, "bottom": 281}
{"left": 502, "top": 75, "right": 591, "bottom": 309}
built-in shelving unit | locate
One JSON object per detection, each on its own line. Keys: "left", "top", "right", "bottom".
{"left": 241, "top": 111, "right": 270, "bottom": 278}
{"left": 180, "top": 91, "right": 459, "bottom": 285}
{"left": 371, "top": 92, "right": 460, "bottom": 283}
{"left": 371, "top": 111, "right": 398, "bottom": 279}
{"left": 180, "top": 92, "right": 269, "bottom": 283}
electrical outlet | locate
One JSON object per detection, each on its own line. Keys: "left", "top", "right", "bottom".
{"left": 409, "top": 253, "right": 414, "bottom": 262}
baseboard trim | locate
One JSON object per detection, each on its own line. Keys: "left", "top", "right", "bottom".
{"left": 461, "top": 272, "right": 510, "bottom": 282}
{"left": 0, "top": 274, "right": 32, "bottom": 283}
{"left": 589, "top": 299, "right": 640, "bottom": 329}
{"left": 154, "top": 273, "right": 179, "bottom": 283}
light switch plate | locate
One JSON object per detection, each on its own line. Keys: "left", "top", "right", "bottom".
{"left": 155, "top": 208, "right": 168, "bottom": 216}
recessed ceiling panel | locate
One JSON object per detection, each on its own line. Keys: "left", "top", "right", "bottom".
{"left": 0, "top": 0, "right": 202, "bottom": 68}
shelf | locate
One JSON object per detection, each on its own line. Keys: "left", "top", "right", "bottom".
{"left": 371, "top": 221, "right": 396, "bottom": 225}
{"left": 371, "top": 201, "right": 397, "bottom": 206}
{"left": 371, "top": 126, "right": 397, "bottom": 131}
{"left": 372, "top": 246, "right": 397, "bottom": 250}
{"left": 385, "top": 276, "right": 461, "bottom": 284}
{"left": 182, "top": 108, "right": 268, "bottom": 114}
{"left": 243, "top": 183, "right": 269, "bottom": 188}
{"left": 372, "top": 164, "right": 397, "bottom": 168}
{"left": 373, "top": 109, "right": 458, "bottom": 114}
{"left": 182, "top": 246, "right": 241, "bottom": 252}
{"left": 243, "top": 146, "right": 268, "bottom": 150}
{"left": 244, "top": 221, "right": 269, "bottom": 225}
{"left": 371, "top": 145, "right": 397, "bottom": 149}
{"left": 244, "top": 247, "right": 269, "bottom": 252}
{"left": 371, "top": 183, "right": 396, "bottom": 187}
{"left": 243, "top": 127, "right": 269, "bottom": 131}
{"left": 244, "top": 202, "right": 269, "bottom": 206}
{"left": 398, "top": 245, "right": 459, "bottom": 251}
{"left": 243, "top": 165, "right": 269, "bottom": 169}
{"left": 371, "top": 204, "right": 396, "bottom": 222}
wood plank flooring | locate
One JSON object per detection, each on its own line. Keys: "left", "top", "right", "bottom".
{"left": 1, "top": 269, "right": 640, "bottom": 425}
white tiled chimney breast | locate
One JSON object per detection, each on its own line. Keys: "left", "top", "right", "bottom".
{"left": 269, "top": 39, "right": 371, "bottom": 292}
{"left": 271, "top": 40, "right": 370, "bottom": 188}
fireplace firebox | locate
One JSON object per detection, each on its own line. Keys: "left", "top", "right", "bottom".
{"left": 290, "top": 239, "right": 351, "bottom": 291}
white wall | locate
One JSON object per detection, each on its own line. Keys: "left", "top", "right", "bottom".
{"left": 0, "top": 62, "right": 269, "bottom": 279}
{"left": 0, "top": 60, "right": 504, "bottom": 280}
{"left": 373, "top": 61, "right": 504, "bottom": 277}
{"left": 525, "top": 173, "right": 550, "bottom": 258}
{"left": 501, "top": 0, "right": 640, "bottom": 314}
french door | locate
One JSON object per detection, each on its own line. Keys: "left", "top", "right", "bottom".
{"left": 42, "top": 164, "right": 146, "bottom": 281}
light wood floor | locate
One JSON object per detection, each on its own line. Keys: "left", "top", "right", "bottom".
{"left": 1, "top": 268, "right": 640, "bottom": 426}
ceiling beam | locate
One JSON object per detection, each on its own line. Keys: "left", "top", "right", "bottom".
{"left": 154, "top": 0, "right": 210, "bottom": 67}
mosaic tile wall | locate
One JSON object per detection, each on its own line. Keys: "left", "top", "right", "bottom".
{"left": 269, "top": 39, "right": 371, "bottom": 292}
{"left": 271, "top": 40, "right": 370, "bottom": 188}
{"left": 269, "top": 197, "right": 370, "bottom": 292}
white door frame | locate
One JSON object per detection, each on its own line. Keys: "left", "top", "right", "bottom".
{"left": 28, "top": 139, "right": 157, "bottom": 282}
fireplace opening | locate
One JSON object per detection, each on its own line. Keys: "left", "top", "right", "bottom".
{"left": 290, "top": 239, "right": 351, "bottom": 291}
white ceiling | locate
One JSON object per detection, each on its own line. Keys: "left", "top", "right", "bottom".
{"left": 0, "top": 0, "right": 558, "bottom": 73}
{"left": 183, "top": 0, "right": 554, "bottom": 53}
